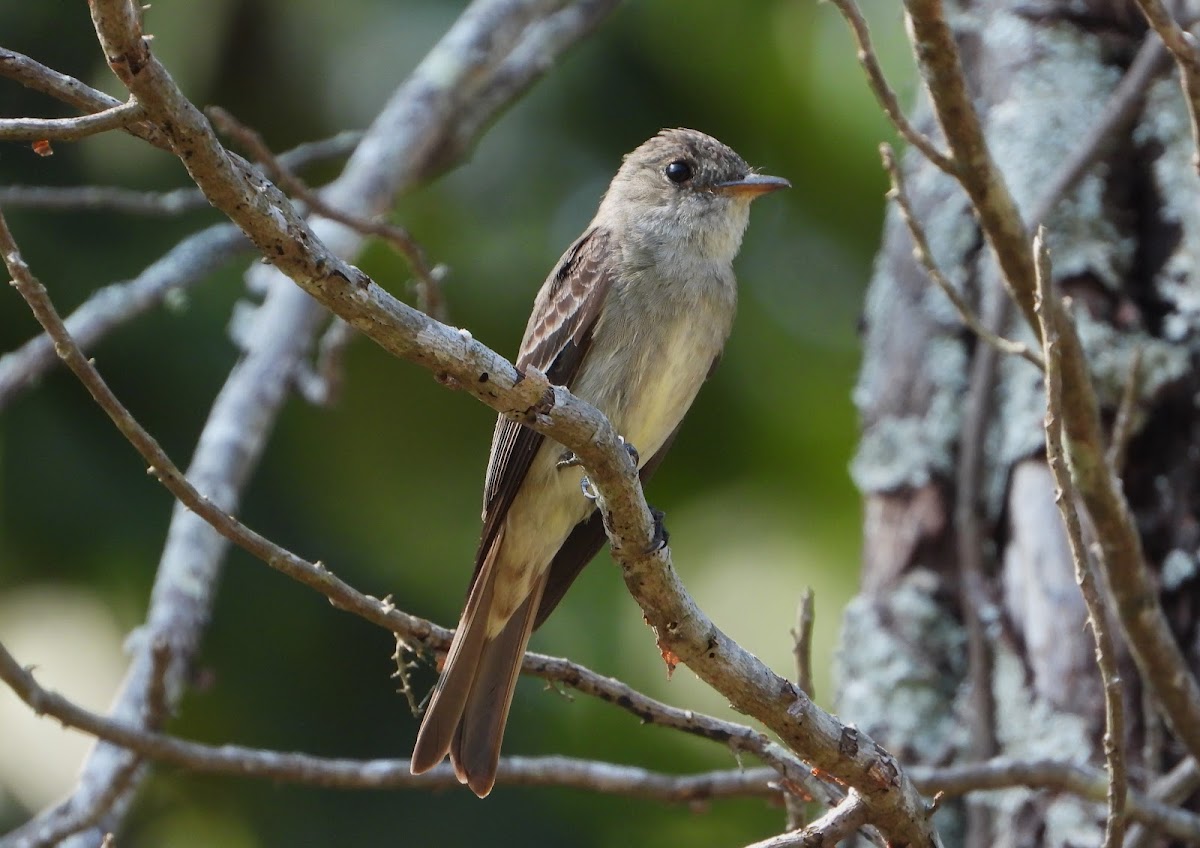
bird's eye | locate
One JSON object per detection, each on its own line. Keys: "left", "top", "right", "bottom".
{"left": 664, "top": 159, "right": 692, "bottom": 184}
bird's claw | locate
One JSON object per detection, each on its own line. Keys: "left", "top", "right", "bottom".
{"left": 648, "top": 506, "right": 669, "bottom": 551}
{"left": 580, "top": 476, "right": 599, "bottom": 501}
{"left": 619, "top": 436, "right": 640, "bottom": 467}
{"left": 559, "top": 437, "right": 638, "bottom": 471}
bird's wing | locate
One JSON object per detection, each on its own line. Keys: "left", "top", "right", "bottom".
{"left": 470, "top": 227, "right": 616, "bottom": 586}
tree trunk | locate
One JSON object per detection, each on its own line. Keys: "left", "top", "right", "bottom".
{"left": 839, "top": 2, "right": 1200, "bottom": 846}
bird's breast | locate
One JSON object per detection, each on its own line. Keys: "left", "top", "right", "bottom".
{"left": 576, "top": 277, "right": 733, "bottom": 464}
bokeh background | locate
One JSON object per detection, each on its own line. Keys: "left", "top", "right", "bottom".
{"left": 0, "top": 2, "right": 913, "bottom": 845}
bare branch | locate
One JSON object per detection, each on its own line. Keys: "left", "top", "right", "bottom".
{"left": 520, "top": 652, "right": 834, "bottom": 805}
{"left": 0, "top": 130, "right": 362, "bottom": 216}
{"left": 1033, "top": 229, "right": 1127, "bottom": 848}
{"left": 1132, "top": 0, "right": 1200, "bottom": 170}
{"left": 0, "top": 641, "right": 779, "bottom": 804}
{"left": 0, "top": 641, "right": 778, "bottom": 804}
{"left": 828, "top": 0, "right": 955, "bottom": 175}
{"left": 0, "top": 47, "right": 167, "bottom": 151}
{"left": 0, "top": 98, "right": 145, "bottom": 143}
{"left": 0, "top": 185, "right": 211, "bottom": 216}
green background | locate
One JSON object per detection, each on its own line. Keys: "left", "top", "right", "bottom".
{"left": 0, "top": 1, "right": 912, "bottom": 845}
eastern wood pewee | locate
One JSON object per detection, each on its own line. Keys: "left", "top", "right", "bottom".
{"left": 410, "top": 128, "right": 788, "bottom": 796}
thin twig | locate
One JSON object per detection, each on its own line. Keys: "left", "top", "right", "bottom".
{"left": 791, "top": 588, "right": 816, "bottom": 700}
{"left": 1140, "top": 683, "right": 1164, "bottom": 795}
{"left": 829, "top": 0, "right": 955, "bottom": 175}
{"left": 0, "top": 185, "right": 211, "bottom": 216}
{"left": 0, "top": 47, "right": 167, "bottom": 151}
{"left": 1132, "top": 0, "right": 1200, "bottom": 171}
{"left": 1106, "top": 346, "right": 1143, "bottom": 474}
{"left": 391, "top": 635, "right": 423, "bottom": 718}
{"left": 1028, "top": 34, "right": 1170, "bottom": 229}
{"left": 880, "top": 144, "right": 1044, "bottom": 368}
{"left": 0, "top": 98, "right": 145, "bottom": 143}
{"left": 206, "top": 107, "right": 447, "bottom": 321}
{"left": 744, "top": 791, "right": 871, "bottom": 848}
{"left": 294, "top": 317, "right": 358, "bottom": 407}
{"left": 1149, "top": 757, "right": 1200, "bottom": 807}
{"left": 0, "top": 130, "right": 362, "bottom": 216}
{"left": 783, "top": 590, "right": 817, "bottom": 838}
{"left": 1033, "top": 228, "right": 1128, "bottom": 848}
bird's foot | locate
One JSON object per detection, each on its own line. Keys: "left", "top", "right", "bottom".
{"left": 556, "top": 450, "right": 582, "bottom": 470}
{"left": 580, "top": 476, "right": 599, "bottom": 501}
{"left": 648, "top": 506, "right": 670, "bottom": 551}
{"left": 558, "top": 436, "right": 638, "bottom": 471}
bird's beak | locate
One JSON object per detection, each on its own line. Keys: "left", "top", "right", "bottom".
{"left": 714, "top": 174, "right": 791, "bottom": 197}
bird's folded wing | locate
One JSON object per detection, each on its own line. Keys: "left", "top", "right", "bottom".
{"left": 469, "top": 227, "right": 617, "bottom": 588}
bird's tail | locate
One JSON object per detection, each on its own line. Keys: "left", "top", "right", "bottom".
{"left": 410, "top": 532, "right": 546, "bottom": 798}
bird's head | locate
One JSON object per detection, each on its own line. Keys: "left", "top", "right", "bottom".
{"left": 598, "top": 128, "right": 789, "bottom": 265}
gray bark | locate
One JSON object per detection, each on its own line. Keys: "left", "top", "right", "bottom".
{"left": 840, "top": 2, "right": 1200, "bottom": 845}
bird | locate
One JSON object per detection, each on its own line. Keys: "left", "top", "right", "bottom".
{"left": 410, "top": 128, "right": 788, "bottom": 797}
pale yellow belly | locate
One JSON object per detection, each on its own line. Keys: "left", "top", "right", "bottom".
{"left": 486, "top": 309, "right": 726, "bottom": 635}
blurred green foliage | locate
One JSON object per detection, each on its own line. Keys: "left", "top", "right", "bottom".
{"left": 0, "top": 1, "right": 913, "bottom": 845}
